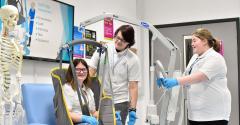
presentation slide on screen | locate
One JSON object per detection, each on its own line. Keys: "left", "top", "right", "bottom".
{"left": 22, "top": 0, "right": 73, "bottom": 61}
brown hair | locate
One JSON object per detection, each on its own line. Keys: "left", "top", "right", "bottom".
{"left": 65, "top": 59, "right": 91, "bottom": 91}
{"left": 114, "top": 25, "right": 135, "bottom": 47}
{"left": 192, "top": 28, "right": 221, "bottom": 52}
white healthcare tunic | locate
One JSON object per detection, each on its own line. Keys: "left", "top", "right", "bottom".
{"left": 89, "top": 43, "right": 141, "bottom": 104}
{"left": 186, "top": 48, "right": 231, "bottom": 121}
{"left": 63, "top": 83, "right": 96, "bottom": 114}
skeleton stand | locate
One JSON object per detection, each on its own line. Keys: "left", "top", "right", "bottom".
{"left": 0, "top": 5, "right": 24, "bottom": 125}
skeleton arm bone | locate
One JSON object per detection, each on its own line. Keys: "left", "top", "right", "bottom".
{"left": 11, "top": 39, "right": 23, "bottom": 83}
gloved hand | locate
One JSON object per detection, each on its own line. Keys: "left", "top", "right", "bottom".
{"left": 81, "top": 115, "right": 98, "bottom": 125}
{"left": 128, "top": 111, "right": 137, "bottom": 125}
{"left": 115, "top": 111, "right": 122, "bottom": 125}
{"left": 156, "top": 78, "right": 164, "bottom": 88}
{"left": 161, "top": 78, "right": 179, "bottom": 89}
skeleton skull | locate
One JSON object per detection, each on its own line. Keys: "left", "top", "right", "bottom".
{"left": 0, "top": 5, "right": 19, "bottom": 31}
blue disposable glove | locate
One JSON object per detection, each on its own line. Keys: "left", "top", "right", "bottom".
{"left": 115, "top": 111, "right": 122, "bottom": 125}
{"left": 162, "top": 78, "right": 179, "bottom": 89}
{"left": 156, "top": 78, "right": 164, "bottom": 88}
{"left": 81, "top": 115, "right": 98, "bottom": 125}
{"left": 128, "top": 111, "right": 137, "bottom": 125}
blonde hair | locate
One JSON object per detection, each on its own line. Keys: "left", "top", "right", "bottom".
{"left": 192, "top": 28, "right": 220, "bottom": 52}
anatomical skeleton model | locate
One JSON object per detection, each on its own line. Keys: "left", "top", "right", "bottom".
{"left": 0, "top": 5, "right": 24, "bottom": 125}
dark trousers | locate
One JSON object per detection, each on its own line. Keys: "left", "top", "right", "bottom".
{"left": 115, "top": 101, "right": 129, "bottom": 125}
{"left": 189, "top": 120, "right": 228, "bottom": 125}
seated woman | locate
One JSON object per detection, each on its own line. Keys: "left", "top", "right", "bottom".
{"left": 63, "top": 58, "right": 98, "bottom": 125}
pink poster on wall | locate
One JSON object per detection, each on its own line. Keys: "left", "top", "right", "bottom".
{"left": 219, "top": 40, "right": 224, "bottom": 56}
{"left": 104, "top": 17, "right": 113, "bottom": 40}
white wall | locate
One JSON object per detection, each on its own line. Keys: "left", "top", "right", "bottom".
{"left": 141, "top": 0, "right": 240, "bottom": 25}
{"left": 60, "top": 0, "right": 137, "bottom": 27}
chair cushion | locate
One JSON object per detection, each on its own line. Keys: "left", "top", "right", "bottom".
{"left": 22, "top": 83, "right": 56, "bottom": 125}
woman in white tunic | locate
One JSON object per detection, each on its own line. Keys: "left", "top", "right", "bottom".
{"left": 157, "top": 28, "right": 231, "bottom": 125}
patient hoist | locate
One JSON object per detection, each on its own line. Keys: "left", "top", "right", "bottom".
{"left": 52, "top": 13, "right": 184, "bottom": 125}
{"left": 79, "top": 13, "right": 184, "bottom": 125}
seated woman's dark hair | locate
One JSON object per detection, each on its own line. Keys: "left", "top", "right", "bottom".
{"left": 66, "top": 58, "right": 91, "bottom": 90}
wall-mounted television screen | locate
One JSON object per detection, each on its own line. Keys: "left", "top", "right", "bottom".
{"left": 1, "top": 0, "right": 74, "bottom": 62}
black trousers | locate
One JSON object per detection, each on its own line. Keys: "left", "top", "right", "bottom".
{"left": 115, "top": 101, "right": 129, "bottom": 125}
{"left": 189, "top": 120, "right": 228, "bottom": 125}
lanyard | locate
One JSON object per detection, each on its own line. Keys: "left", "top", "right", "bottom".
{"left": 188, "top": 58, "right": 200, "bottom": 74}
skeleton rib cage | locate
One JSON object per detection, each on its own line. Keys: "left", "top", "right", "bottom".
{"left": 0, "top": 36, "right": 23, "bottom": 125}
{"left": 0, "top": 36, "right": 23, "bottom": 93}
